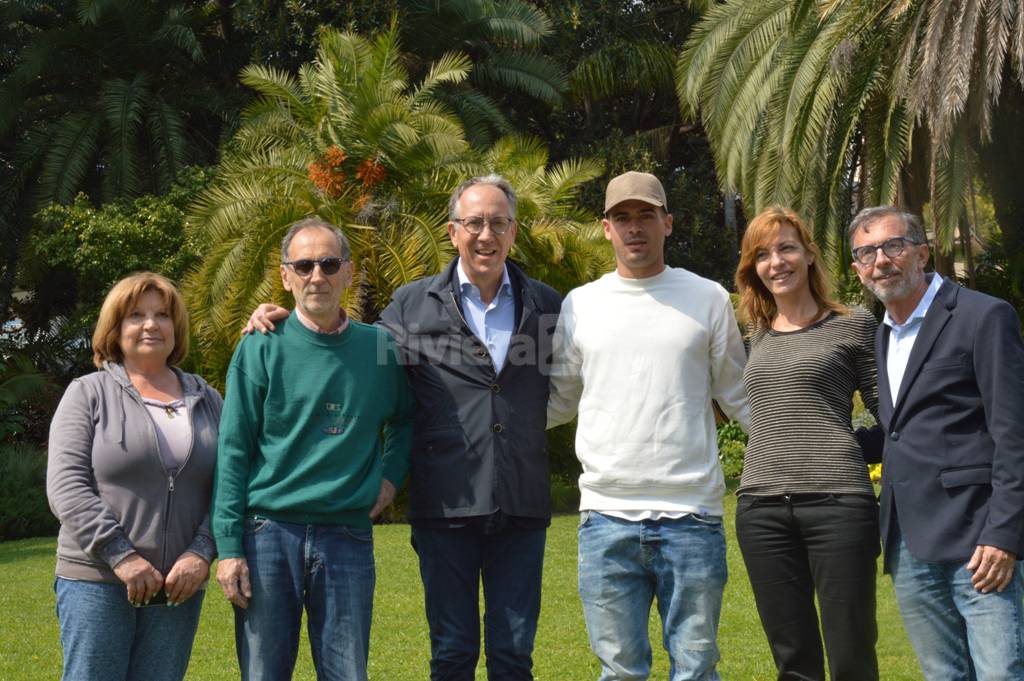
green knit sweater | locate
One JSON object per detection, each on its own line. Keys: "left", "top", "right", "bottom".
{"left": 213, "top": 315, "right": 414, "bottom": 558}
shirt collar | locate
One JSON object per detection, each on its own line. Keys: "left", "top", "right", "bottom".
{"left": 883, "top": 272, "right": 944, "bottom": 330}
{"left": 294, "top": 306, "right": 349, "bottom": 335}
{"left": 456, "top": 258, "right": 511, "bottom": 299}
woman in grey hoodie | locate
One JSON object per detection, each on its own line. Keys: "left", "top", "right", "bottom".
{"left": 47, "top": 272, "right": 222, "bottom": 681}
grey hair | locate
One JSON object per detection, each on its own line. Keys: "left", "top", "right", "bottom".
{"left": 847, "top": 206, "right": 928, "bottom": 248}
{"left": 281, "top": 217, "right": 351, "bottom": 262}
{"left": 447, "top": 174, "right": 517, "bottom": 221}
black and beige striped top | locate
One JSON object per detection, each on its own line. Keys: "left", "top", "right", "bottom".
{"left": 738, "top": 306, "right": 880, "bottom": 496}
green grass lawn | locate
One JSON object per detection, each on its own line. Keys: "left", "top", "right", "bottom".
{"left": 0, "top": 499, "right": 923, "bottom": 680}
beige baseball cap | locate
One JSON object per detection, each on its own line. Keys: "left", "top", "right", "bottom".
{"left": 604, "top": 171, "right": 668, "bottom": 213}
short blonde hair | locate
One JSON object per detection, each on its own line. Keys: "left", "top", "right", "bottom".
{"left": 92, "top": 272, "right": 189, "bottom": 368}
{"left": 735, "top": 206, "right": 845, "bottom": 331}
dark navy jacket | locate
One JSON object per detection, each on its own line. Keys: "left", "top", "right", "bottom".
{"left": 378, "top": 259, "right": 562, "bottom": 521}
{"left": 877, "top": 277, "right": 1024, "bottom": 570}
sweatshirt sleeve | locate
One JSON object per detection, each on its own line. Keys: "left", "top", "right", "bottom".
{"left": 547, "top": 295, "right": 584, "bottom": 429}
{"left": 46, "top": 379, "right": 136, "bottom": 568}
{"left": 709, "top": 288, "right": 750, "bottom": 431}
{"left": 381, "top": 335, "right": 415, "bottom": 487}
{"left": 184, "top": 383, "right": 223, "bottom": 563}
{"left": 211, "top": 341, "right": 266, "bottom": 559}
{"left": 853, "top": 307, "right": 881, "bottom": 422}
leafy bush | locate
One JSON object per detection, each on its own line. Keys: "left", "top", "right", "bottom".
{"left": 0, "top": 443, "right": 57, "bottom": 541}
{"left": 717, "top": 420, "right": 748, "bottom": 480}
{"left": 11, "top": 168, "right": 214, "bottom": 383}
{"left": 0, "top": 354, "right": 56, "bottom": 444}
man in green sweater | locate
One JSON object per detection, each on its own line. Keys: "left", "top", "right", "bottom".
{"left": 212, "top": 218, "right": 415, "bottom": 681}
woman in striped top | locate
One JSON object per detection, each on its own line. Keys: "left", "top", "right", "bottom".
{"left": 733, "top": 206, "right": 881, "bottom": 681}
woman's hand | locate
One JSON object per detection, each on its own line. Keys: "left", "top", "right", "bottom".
{"left": 112, "top": 553, "right": 164, "bottom": 606}
{"left": 164, "top": 552, "right": 211, "bottom": 605}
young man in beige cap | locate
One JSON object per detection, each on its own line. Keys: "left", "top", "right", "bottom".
{"left": 548, "top": 171, "right": 750, "bottom": 680}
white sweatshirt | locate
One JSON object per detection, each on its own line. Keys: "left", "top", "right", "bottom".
{"left": 548, "top": 267, "right": 750, "bottom": 516}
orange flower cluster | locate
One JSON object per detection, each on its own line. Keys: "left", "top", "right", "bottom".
{"left": 308, "top": 145, "right": 348, "bottom": 198}
{"left": 355, "top": 157, "right": 386, "bottom": 189}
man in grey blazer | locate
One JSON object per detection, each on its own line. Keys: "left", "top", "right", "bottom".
{"left": 849, "top": 206, "right": 1024, "bottom": 680}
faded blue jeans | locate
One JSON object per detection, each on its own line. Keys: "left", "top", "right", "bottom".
{"left": 577, "top": 511, "right": 727, "bottom": 681}
{"left": 889, "top": 526, "right": 1024, "bottom": 680}
{"left": 235, "top": 517, "right": 375, "bottom": 681}
{"left": 55, "top": 577, "right": 204, "bottom": 681}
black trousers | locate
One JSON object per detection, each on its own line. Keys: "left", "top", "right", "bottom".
{"left": 735, "top": 493, "right": 881, "bottom": 681}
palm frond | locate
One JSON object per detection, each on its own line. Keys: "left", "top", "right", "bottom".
{"left": 37, "top": 112, "right": 102, "bottom": 206}
{"left": 572, "top": 41, "right": 675, "bottom": 104}
{"left": 472, "top": 52, "right": 567, "bottom": 106}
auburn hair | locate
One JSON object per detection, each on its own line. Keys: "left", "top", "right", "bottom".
{"left": 735, "top": 206, "right": 845, "bottom": 331}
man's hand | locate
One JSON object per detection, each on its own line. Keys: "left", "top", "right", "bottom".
{"left": 112, "top": 553, "right": 164, "bottom": 606}
{"left": 243, "top": 304, "right": 290, "bottom": 334}
{"left": 967, "top": 544, "right": 1017, "bottom": 593}
{"left": 369, "top": 479, "right": 397, "bottom": 520}
{"left": 164, "top": 552, "right": 210, "bottom": 605}
{"left": 217, "top": 557, "right": 252, "bottom": 608}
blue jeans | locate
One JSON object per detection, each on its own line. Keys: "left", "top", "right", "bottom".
{"left": 54, "top": 577, "right": 204, "bottom": 681}
{"left": 411, "top": 523, "right": 546, "bottom": 680}
{"left": 235, "top": 517, "right": 375, "bottom": 681}
{"left": 578, "top": 511, "right": 727, "bottom": 681}
{"left": 889, "top": 526, "right": 1024, "bottom": 680}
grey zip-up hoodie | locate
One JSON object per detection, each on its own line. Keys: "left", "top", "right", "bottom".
{"left": 47, "top": 362, "right": 222, "bottom": 583}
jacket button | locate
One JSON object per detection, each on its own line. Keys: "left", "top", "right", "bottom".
{"left": 890, "top": 431, "right": 900, "bottom": 441}
{"left": 491, "top": 384, "right": 501, "bottom": 393}
{"left": 475, "top": 347, "right": 488, "bottom": 358}
{"left": 492, "top": 423, "right": 504, "bottom": 434}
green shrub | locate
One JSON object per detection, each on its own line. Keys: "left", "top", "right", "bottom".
{"left": 718, "top": 440, "right": 747, "bottom": 480}
{"left": 0, "top": 443, "right": 57, "bottom": 541}
{"left": 717, "top": 420, "right": 748, "bottom": 480}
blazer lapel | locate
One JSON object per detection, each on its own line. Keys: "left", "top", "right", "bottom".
{"left": 891, "top": 280, "right": 957, "bottom": 417}
{"left": 876, "top": 324, "right": 894, "bottom": 426}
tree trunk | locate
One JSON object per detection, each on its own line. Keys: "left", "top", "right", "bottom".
{"left": 724, "top": 192, "right": 738, "bottom": 256}
{"left": 977, "top": 77, "right": 1024, "bottom": 288}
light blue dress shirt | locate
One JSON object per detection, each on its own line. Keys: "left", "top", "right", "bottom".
{"left": 457, "top": 259, "right": 515, "bottom": 373}
{"left": 883, "top": 273, "right": 944, "bottom": 404}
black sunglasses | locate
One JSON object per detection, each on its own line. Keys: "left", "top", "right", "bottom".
{"left": 282, "top": 257, "right": 347, "bottom": 276}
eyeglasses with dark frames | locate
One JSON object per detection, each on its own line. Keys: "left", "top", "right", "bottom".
{"left": 282, "top": 256, "right": 348, "bottom": 276}
{"left": 851, "top": 236, "right": 922, "bottom": 265}
{"left": 452, "top": 216, "right": 515, "bottom": 235}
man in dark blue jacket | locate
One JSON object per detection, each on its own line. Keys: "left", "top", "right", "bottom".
{"left": 377, "top": 176, "right": 560, "bottom": 681}
{"left": 850, "top": 206, "right": 1024, "bottom": 680}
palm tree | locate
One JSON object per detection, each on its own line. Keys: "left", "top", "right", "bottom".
{"left": 185, "top": 23, "right": 610, "bottom": 384}
{"left": 184, "top": 23, "right": 471, "bottom": 380}
{"left": 487, "top": 135, "right": 613, "bottom": 294}
{"left": 678, "top": 0, "right": 1024, "bottom": 274}
{"left": 402, "top": 0, "right": 568, "bottom": 147}
{"left": 0, "top": 0, "right": 239, "bottom": 313}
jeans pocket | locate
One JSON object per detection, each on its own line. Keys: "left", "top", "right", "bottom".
{"left": 340, "top": 525, "right": 374, "bottom": 543}
{"left": 686, "top": 512, "right": 724, "bottom": 527}
{"left": 828, "top": 494, "right": 878, "bottom": 509}
{"left": 244, "top": 516, "right": 273, "bottom": 535}
{"left": 578, "top": 510, "right": 591, "bottom": 529}
{"left": 736, "top": 496, "right": 756, "bottom": 515}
